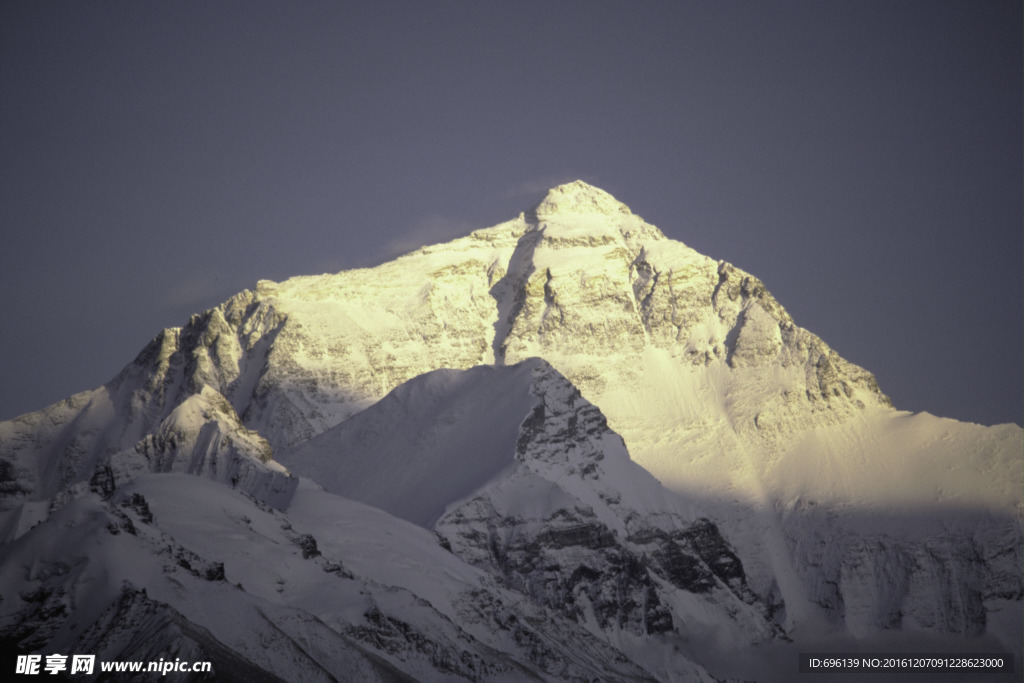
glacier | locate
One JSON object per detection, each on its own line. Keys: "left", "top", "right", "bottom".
{"left": 1, "top": 180, "right": 1020, "bottom": 681}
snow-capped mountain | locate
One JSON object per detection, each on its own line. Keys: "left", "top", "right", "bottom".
{"left": 1, "top": 181, "right": 1020, "bottom": 681}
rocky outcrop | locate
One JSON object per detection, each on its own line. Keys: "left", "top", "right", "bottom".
{"left": 435, "top": 361, "right": 781, "bottom": 656}
{"left": 117, "top": 386, "right": 296, "bottom": 508}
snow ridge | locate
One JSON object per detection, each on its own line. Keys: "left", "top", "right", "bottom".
{"left": 531, "top": 180, "right": 633, "bottom": 218}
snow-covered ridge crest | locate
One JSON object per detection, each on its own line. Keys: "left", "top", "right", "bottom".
{"left": 531, "top": 179, "right": 632, "bottom": 217}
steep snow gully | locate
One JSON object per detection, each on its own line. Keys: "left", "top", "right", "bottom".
{"left": 1, "top": 181, "right": 1020, "bottom": 681}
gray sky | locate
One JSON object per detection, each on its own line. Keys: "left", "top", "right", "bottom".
{"left": 2, "top": 0, "right": 1021, "bottom": 426}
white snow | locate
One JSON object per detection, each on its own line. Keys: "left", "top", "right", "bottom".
{"left": 281, "top": 361, "right": 541, "bottom": 527}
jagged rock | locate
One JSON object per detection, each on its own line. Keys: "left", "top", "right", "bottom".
{"left": 89, "top": 465, "right": 117, "bottom": 500}
{"left": 294, "top": 533, "right": 320, "bottom": 559}
{"left": 124, "top": 492, "right": 154, "bottom": 524}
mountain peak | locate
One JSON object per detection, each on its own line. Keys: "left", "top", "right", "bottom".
{"left": 532, "top": 180, "right": 632, "bottom": 218}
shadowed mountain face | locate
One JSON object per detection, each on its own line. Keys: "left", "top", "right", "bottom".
{"left": 1, "top": 182, "right": 1020, "bottom": 681}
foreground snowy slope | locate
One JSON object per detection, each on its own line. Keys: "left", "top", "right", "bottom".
{"left": 1, "top": 181, "right": 1020, "bottom": 680}
{"left": 1, "top": 471, "right": 684, "bottom": 681}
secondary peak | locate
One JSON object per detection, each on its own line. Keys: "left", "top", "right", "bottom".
{"left": 532, "top": 180, "right": 632, "bottom": 218}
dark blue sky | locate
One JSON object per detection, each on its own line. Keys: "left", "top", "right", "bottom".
{"left": 2, "top": 1, "right": 1021, "bottom": 426}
